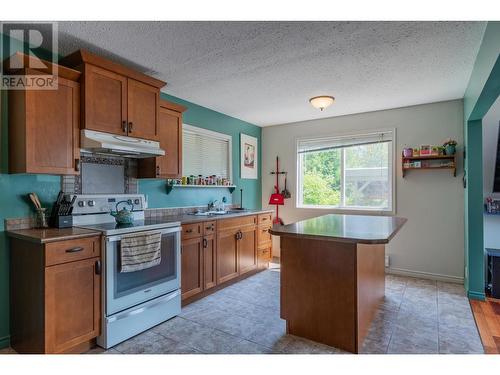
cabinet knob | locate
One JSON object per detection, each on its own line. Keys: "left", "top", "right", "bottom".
{"left": 156, "top": 165, "right": 160, "bottom": 176}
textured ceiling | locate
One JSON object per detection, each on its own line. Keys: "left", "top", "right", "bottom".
{"left": 56, "top": 21, "right": 486, "bottom": 126}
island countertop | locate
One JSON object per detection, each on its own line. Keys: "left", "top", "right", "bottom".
{"left": 269, "top": 214, "right": 407, "bottom": 244}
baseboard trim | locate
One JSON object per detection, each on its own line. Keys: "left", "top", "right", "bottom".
{"left": 467, "top": 290, "right": 486, "bottom": 301}
{"left": 0, "top": 335, "right": 10, "bottom": 349}
{"left": 386, "top": 267, "right": 464, "bottom": 284}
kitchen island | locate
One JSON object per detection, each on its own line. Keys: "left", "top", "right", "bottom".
{"left": 270, "top": 214, "right": 406, "bottom": 353}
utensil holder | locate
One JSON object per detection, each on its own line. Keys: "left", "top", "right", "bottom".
{"left": 34, "top": 208, "right": 48, "bottom": 229}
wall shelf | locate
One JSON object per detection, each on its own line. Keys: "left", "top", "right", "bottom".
{"left": 402, "top": 154, "right": 456, "bottom": 178}
{"left": 165, "top": 184, "right": 236, "bottom": 195}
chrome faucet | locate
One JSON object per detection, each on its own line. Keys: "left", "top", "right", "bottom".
{"left": 208, "top": 200, "right": 218, "bottom": 211}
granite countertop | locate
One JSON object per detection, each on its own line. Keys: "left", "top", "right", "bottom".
{"left": 6, "top": 209, "right": 274, "bottom": 243}
{"left": 161, "top": 209, "right": 274, "bottom": 225}
{"left": 269, "top": 214, "right": 407, "bottom": 244}
{"left": 7, "top": 227, "right": 102, "bottom": 244}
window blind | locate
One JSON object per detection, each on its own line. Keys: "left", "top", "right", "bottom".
{"left": 183, "top": 128, "right": 230, "bottom": 178}
{"left": 298, "top": 131, "right": 393, "bottom": 154}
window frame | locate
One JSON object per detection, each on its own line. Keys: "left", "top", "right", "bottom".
{"left": 295, "top": 128, "right": 396, "bottom": 215}
{"left": 182, "top": 124, "right": 233, "bottom": 181}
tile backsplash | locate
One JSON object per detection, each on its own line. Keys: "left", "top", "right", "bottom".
{"left": 62, "top": 153, "right": 138, "bottom": 194}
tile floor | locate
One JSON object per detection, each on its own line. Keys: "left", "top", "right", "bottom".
{"left": 0, "top": 265, "right": 484, "bottom": 354}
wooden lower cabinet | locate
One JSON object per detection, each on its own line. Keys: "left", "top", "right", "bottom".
{"left": 181, "top": 215, "right": 269, "bottom": 302}
{"left": 258, "top": 247, "right": 272, "bottom": 269}
{"left": 9, "top": 235, "right": 101, "bottom": 354}
{"left": 216, "top": 228, "right": 239, "bottom": 284}
{"left": 239, "top": 225, "right": 258, "bottom": 275}
{"left": 203, "top": 234, "right": 217, "bottom": 290}
{"left": 181, "top": 237, "right": 203, "bottom": 300}
{"left": 45, "top": 258, "right": 100, "bottom": 353}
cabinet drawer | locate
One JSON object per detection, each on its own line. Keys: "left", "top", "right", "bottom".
{"left": 218, "top": 215, "right": 256, "bottom": 230}
{"left": 182, "top": 223, "right": 202, "bottom": 239}
{"left": 258, "top": 213, "right": 272, "bottom": 225}
{"left": 258, "top": 247, "right": 272, "bottom": 262}
{"left": 257, "top": 225, "right": 272, "bottom": 248}
{"left": 45, "top": 236, "right": 100, "bottom": 267}
{"left": 203, "top": 221, "right": 216, "bottom": 235}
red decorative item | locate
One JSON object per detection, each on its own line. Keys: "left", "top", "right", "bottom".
{"left": 269, "top": 156, "right": 285, "bottom": 225}
{"left": 269, "top": 186, "right": 285, "bottom": 205}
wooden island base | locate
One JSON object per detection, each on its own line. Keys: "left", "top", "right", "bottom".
{"left": 280, "top": 237, "right": 385, "bottom": 353}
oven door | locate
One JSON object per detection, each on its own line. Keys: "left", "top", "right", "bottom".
{"left": 105, "top": 226, "right": 181, "bottom": 316}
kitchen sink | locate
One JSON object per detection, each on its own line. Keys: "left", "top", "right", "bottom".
{"left": 188, "top": 209, "right": 249, "bottom": 216}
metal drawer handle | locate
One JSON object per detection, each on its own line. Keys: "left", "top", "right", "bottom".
{"left": 185, "top": 229, "right": 193, "bottom": 233}
{"left": 203, "top": 238, "right": 208, "bottom": 248}
{"left": 65, "top": 247, "right": 83, "bottom": 253}
{"left": 128, "top": 121, "right": 133, "bottom": 132}
{"left": 122, "top": 120, "right": 127, "bottom": 133}
{"left": 95, "top": 260, "right": 101, "bottom": 275}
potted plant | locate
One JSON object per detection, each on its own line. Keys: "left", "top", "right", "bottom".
{"left": 443, "top": 138, "right": 457, "bottom": 155}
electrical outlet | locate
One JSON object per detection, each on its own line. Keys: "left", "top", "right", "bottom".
{"left": 385, "top": 255, "right": 390, "bottom": 268}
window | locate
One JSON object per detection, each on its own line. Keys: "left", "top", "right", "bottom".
{"left": 297, "top": 130, "right": 394, "bottom": 212}
{"left": 183, "top": 124, "right": 232, "bottom": 179}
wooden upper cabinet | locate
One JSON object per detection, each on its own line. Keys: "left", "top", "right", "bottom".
{"left": 127, "top": 79, "right": 159, "bottom": 140}
{"left": 138, "top": 99, "right": 186, "bottom": 179}
{"left": 84, "top": 65, "right": 127, "bottom": 135}
{"left": 60, "top": 49, "right": 166, "bottom": 140}
{"left": 8, "top": 65, "right": 81, "bottom": 175}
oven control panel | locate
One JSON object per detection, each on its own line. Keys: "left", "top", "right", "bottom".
{"left": 70, "top": 194, "right": 146, "bottom": 216}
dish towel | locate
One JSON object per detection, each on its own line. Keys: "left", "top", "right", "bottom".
{"left": 120, "top": 231, "right": 162, "bottom": 273}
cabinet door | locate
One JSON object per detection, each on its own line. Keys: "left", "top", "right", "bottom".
{"left": 23, "top": 76, "right": 80, "bottom": 175}
{"left": 203, "top": 234, "right": 217, "bottom": 290}
{"left": 45, "top": 257, "right": 100, "bottom": 353}
{"left": 239, "top": 226, "right": 258, "bottom": 275}
{"left": 181, "top": 237, "right": 203, "bottom": 300}
{"left": 84, "top": 65, "right": 127, "bottom": 135}
{"left": 127, "top": 78, "right": 159, "bottom": 140}
{"left": 217, "top": 229, "right": 239, "bottom": 284}
{"left": 157, "top": 107, "right": 182, "bottom": 177}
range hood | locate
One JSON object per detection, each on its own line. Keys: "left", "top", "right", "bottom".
{"left": 80, "top": 129, "right": 165, "bottom": 158}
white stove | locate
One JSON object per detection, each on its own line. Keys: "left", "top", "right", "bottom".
{"left": 70, "top": 194, "right": 181, "bottom": 349}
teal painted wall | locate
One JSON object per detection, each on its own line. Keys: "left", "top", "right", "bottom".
{"left": 0, "top": 34, "right": 261, "bottom": 348}
{"left": 139, "top": 93, "right": 262, "bottom": 210}
{"left": 463, "top": 21, "right": 500, "bottom": 299}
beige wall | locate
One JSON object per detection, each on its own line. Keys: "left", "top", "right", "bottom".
{"left": 262, "top": 100, "right": 465, "bottom": 282}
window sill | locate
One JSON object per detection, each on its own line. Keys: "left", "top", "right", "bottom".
{"left": 296, "top": 205, "right": 395, "bottom": 216}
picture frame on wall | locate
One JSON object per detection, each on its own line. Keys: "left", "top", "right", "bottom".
{"left": 240, "top": 133, "right": 258, "bottom": 179}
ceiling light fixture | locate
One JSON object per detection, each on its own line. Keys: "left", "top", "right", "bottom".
{"left": 309, "top": 95, "right": 335, "bottom": 111}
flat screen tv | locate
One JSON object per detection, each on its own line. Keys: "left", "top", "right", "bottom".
{"left": 494, "top": 121, "right": 500, "bottom": 192}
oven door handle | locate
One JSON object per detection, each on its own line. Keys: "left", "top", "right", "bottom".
{"left": 106, "top": 226, "right": 181, "bottom": 243}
